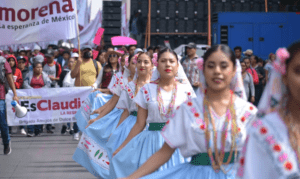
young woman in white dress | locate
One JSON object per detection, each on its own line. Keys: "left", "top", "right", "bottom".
{"left": 123, "top": 44, "right": 257, "bottom": 179}
{"left": 236, "top": 43, "right": 300, "bottom": 179}
{"left": 109, "top": 48, "right": 195, "bottom": 178}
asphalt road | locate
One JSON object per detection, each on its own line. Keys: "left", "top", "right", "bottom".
{"left": 0, "top": 124, "right": 95, "bottom": 179}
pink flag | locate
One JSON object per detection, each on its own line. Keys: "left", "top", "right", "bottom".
{"left": 93, "top": 28, "right": 105, "bottom": 45}
{"left": 93, "top": 50, "right": 99, "bottom": 60}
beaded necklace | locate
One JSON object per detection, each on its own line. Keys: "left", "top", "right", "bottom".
{"left": 203, "top": 91, "right": 238, "bottom": 173}
{"left": 157, "top": 82, "right": 177, "bottom": 118}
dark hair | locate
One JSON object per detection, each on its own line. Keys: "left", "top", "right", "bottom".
{"left": 137, "top": 52, "right": 152, "bottom": 63}
{"left": 157, "top": 47, "right": 178, "bottom": 62}
{"left": 105, "top": 54, "right": 120, "bottom": 72}
{"left": 147, "top": 46, "right": 154, "bottom": 51}
{"left": 128, "top": 55, "right": 134, "bottom": 64}
{"left": 96, "top": 49, "right": 106, "bottom": 60}
{"left": 128, "top": 45, "right": 137, "bottom": 51}
{"left": 154, "top": 45, "right": 164, "bottom": 52}
{"left": 105, "top": 45, "right": 113, "bottom": 51}
{"left": 8, "top": 57, "right": 17, "bottom": 74}
{"left": 268, "top": 53, "right": 275, "bottom": 59}
{"left": 62, "top": 51, "right": 70, "bottom": 55}
{"left": 257, "top": 57, "right": 264, "bottom": 64}
{"left": 286, "top": 41, "right": 300, "bottom": 67}
{"left": 243, "top": 56, "right": 250, "bottom": 62}
{"left": 32, "top": 62, "right": 43, "bottom": 69}
{"left": 252, "top": 55, "right": 259, "bottom": 63}
{"left": 203, "top": 44, "right": 236, "bottom": 68}
{"left": 234, "top": 46, "right": 242, "bottom": 52}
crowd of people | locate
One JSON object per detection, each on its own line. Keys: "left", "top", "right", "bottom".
{"left": 1, "top": 38, "right": 300, "bottom": 179}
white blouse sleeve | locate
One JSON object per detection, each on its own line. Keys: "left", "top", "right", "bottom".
{"left": 108, "top": 74, "right": 123, "bottom": 96}
{"left": 133, "top": 85, "right": 148, "bottom": 110}
{"left": 161, "top": 103, "right": 189, "bottom": 150}
{"left": 92, "top": 67, "right": 104, "bottom": 89}
{"left": 116, "top": 90, "right": 130, "bottom": 110}
{"left": 237, "top": 134, "right": 280, "bottom": 179}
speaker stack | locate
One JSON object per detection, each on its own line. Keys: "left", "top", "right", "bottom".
{"left": 102, "top": 1, "right": 122, "bottom": 45}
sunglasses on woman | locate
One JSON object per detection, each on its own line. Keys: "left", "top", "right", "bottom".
{"left": 109, "top": 54, "right": 118, "bottom": 58}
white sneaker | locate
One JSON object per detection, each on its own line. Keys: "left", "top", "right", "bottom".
{"left": 73, "top": 133, "right": 80, "bottom": 141}
{"left": 20, "top": 129, "right": 27, "bottom": 135}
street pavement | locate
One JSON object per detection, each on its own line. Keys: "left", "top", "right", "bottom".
{"left": 0, "top": 124, "right": 95, "bottom": 179}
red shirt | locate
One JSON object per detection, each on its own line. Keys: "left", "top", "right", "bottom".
{"left": 30, "top": 75, "right": 44, "bottom": 89}
{"left": 0, "top": 61, "right": 12, "bottom": 100}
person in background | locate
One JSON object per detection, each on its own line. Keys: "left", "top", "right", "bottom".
{"left": 121, "top": 46, "right": 128, "bottom": 55}
{"left": 257, "top": 57, "right": 264, "bottom": 68}
{"left": 59, "top": 57, "right": 75, "bottom": 88}
{"left": 58, "top": 50, "right": 70, "bottom": 70}
{"left": 129, "top": 10, "right": 144, "bottom": 48}
{"left": 147, "top": 46, "right": 154, "bottom": 58}
{"left": 154, "top": 45, "right": 163, "bottom": 54}
{"left": 43, "top": 50, "right": 62, "bottom": 88}
{"left": 32, "top": 44, "right": 41, "bottom": 56}
{"left": 71, "top": 45, "right": 102, "bottom": 140}
{"left": 128, "top": 45, "right": 137, "bottom": 56}
{"left": 43, "top": 50, "right": 62, "bottom": 134}
{"left": 7, "top": 55, "right": 24, "bottom": 135}
{"left": 181, "top": 42, "right": 200, "bottom": 91}
{"left": 17, "top": 56, "right": 29, "bottom": 135}
{"left": 264, "top": 52, "right": 276, "bottom": 83}
{"left": 28, "top": 55, "right": 44, "bottom": 72}
{"left": 71, "top": 52, "right": 79, "bottom": 61}
{"left": 105, "top": 45, "right": 114, "bottom": 52}
{"left": 7, "top": 55, "right": 23, "bottom": 90}
{"left": 0, "top": 56, "right": 19, "bottom": 155}
{"left": 23, "top": 62, "right": 51, "bottom": 137}
{"left": 93, "top": 50, "right": 121, "bottom": 93}
{"left": 17, "top": 56, "right": 29, "bottom": 81}
{"left": 60, "top": 57, "right": 76, "bottom": 135}
{"left": 241, "top": 61, "right": 255, "bottom": 103}
{"left": 18, "top": 48, "right": 27, "bottom": 58}
{"left": 243, "top": 57, "right": 259, "bottom": 86}
{"left": 234, "top": 46, "right": 243, "bottom": 62}
{"left": 243, "top": 49, "right": 253, "bottom": 58}
{"left": 96, "top": 49, "right": 107, "bottom": 67}
{"left": 250, "top": 55, "right": 265, "bottom": 106}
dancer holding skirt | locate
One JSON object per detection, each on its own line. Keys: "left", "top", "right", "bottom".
{"left": 124, "top": 44, "right": 257, "bottom": 179}
{"left": 110, "top": 48, "right": 195, "bottom": 178}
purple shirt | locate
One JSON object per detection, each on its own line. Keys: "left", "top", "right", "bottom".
{"left": 0, "top": 61, "right": 12, "bottom": 100}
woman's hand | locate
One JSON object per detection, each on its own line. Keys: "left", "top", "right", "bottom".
{"left": 251, "top": 96, "right": 255, "bottom": 104}
{"left": 85, "top": 119, "right": 96, "bottom": 129}
{"left": 92, "top": 108, "right": 102, "bottom": 115}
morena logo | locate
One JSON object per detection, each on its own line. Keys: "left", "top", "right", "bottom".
{"left": 12, "top": 98, "right": 82, "bottom": 112}
{"left": 0, "top": 0, "right": 74, "bottom": 22}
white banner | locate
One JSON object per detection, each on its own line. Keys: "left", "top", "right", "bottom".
{"left": 0, "top": 0, "right": 77, "bottom": 46}
{"left": 6, "top": 87, "right": 92, "bottom": 126}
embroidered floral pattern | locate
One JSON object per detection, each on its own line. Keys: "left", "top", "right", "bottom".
{"left": 244, "top": 119, "right": 299, "bottom": 177}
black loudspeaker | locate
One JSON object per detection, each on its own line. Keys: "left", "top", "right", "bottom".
{"left": 168, "top": 19, "right": 175, "bottom": 32}
{"left": 141, "top": 1, "right": 148, "bottom": 18}
{"left": 168, "top": 1, "right": 176, "bottom": 18}
{"left": 195, "top": 1, "right": 205, "bottom": 19}
{"left": 158, "top": 19, "right": 167, "bottom": 33}
{"left": 186, "top": 1, "right": 195, "bottom": 19}
{"left": 234, "top": 1, "right": 243, "bottom": 12}
{"left": 102, "top": 1, "right": 122, "bottom": 44}
{"left": 151, "top": 0, "right": 158, "bottom": 18}
{"left": 151, "top": 18, "right": 157, "bottom": 33}
{"left": 158, "top": 1, "right": 168, "bottom": 18}
{"left": 178, "top": 1, "right": 186, "bottom": 18}
{"left": 186, "top": 20, "right": 194, "bottom": 33}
